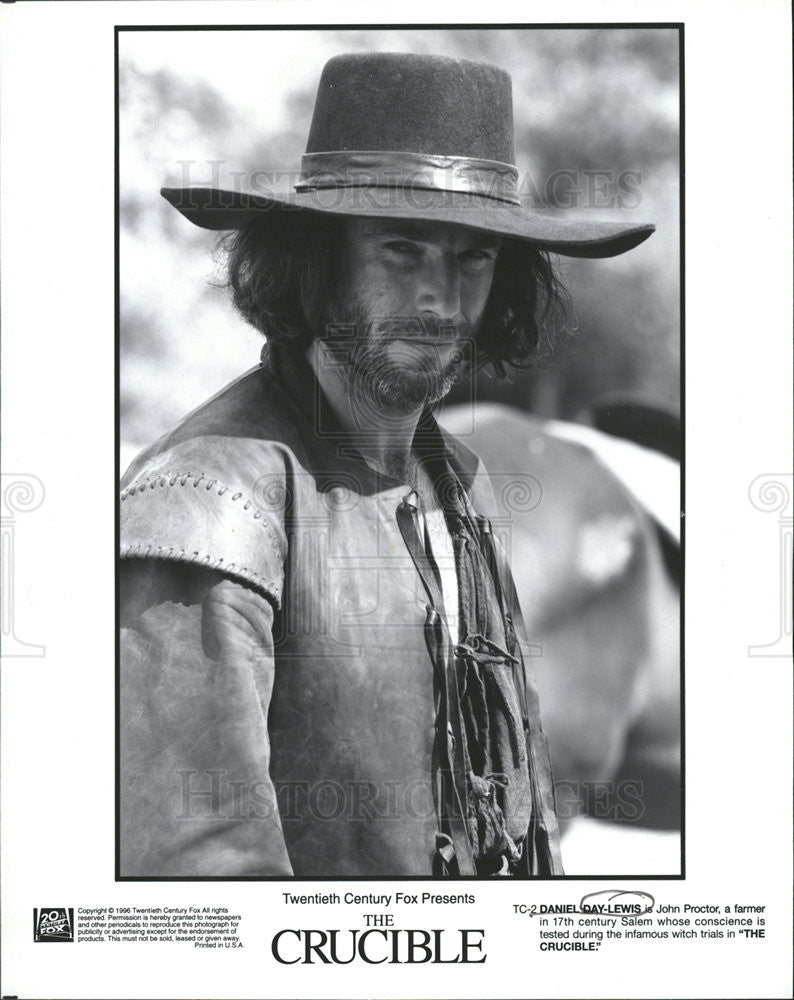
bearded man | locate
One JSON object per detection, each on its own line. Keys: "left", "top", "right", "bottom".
{"left": 119, "top": 52, "right": 654, "bottom": 877}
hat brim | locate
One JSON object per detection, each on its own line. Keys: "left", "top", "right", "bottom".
{"left": 160, "top": 186, "right": 654, "bottom": 259}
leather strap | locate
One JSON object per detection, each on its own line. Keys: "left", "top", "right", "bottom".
{"left": 396, "top": 494, "right": 476, "bottom": 876}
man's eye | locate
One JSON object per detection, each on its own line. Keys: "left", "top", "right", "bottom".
{"left": 460, "top": 249, "right": 497, "bottom": 266}
{"left": 384, "top": 241, "right": 420, "bottom": 257}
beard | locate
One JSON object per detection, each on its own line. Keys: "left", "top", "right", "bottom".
{"left": 318, "top": 288, "right": 477, "bottom": 415}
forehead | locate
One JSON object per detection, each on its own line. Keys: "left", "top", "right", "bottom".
{"left": 345, "top": 217, "right": 502, "bottom": 250}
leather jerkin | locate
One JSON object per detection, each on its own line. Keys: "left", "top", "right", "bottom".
{"left": 119, "top": 345, "right": 563, "bottom": 877}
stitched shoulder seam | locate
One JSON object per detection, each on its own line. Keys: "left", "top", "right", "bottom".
{"left": 120, "top": 470, "right": 281, "bottom": 554}
{"left": 119, "top": 543, "right": 282, "bottom": 609}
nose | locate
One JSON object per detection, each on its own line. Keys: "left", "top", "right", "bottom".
{"left": 415, "top": 252, "right": 462, "bottom": 321}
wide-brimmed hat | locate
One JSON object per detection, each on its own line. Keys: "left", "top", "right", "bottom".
{"left": 161, "top": 52, "right": 654, "bottom": 259}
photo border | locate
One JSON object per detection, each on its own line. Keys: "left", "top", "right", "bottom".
{"left": 114, "top": 20, "right": 685, "bottom": 883}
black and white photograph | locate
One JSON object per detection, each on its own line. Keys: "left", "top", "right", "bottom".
{"left": 1, "top": 3, "right": 791, "bottom": 999}
{"left": 118, "top": 25, "right": 681, "bottom": 879}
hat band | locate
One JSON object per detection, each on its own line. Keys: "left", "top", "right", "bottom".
{"left": 295, "top": 151, "right": 520, "bottom": 205}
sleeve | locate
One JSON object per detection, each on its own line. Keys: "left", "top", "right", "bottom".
{"left": 119, "top": 558, "right": 294, "bottom": 876}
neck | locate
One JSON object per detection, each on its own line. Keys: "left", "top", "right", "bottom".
{"left": 306, "top": 339, "right": 423, "bottom": 483}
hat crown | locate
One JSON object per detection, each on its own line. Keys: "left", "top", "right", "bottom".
{"left": 305, "top": 52, "right": 516, "bottom": 164}
{"left": 161, "top": 50, "right": 655, "bottom": 258}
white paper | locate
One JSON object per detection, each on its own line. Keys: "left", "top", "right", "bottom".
{"left": 1, "top": 3, "right": 791, "bottom": 999}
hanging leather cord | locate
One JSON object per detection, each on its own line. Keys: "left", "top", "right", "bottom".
{"left": 401, "top": 425, "right": 563, "bottom": 875}
{"left": 396, "top": 493, "right": 476, "bottom": 876}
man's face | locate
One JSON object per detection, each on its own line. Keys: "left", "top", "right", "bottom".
{"left": 321, "top": 217, "right": 501, "bottom": 413}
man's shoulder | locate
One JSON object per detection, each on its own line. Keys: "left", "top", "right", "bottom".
{"left": 121, "top": 364, "right": 301, "bottom": 490}
{"left": 120, "top": 363, "right": 300, "bottom": 605}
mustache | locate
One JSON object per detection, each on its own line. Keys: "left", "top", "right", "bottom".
{"left": 320, "top": 287, "right": 478, "bottom": 348}
{"left": 324, "top": 314, "right": 472, "bottom": 343}
{"left": 373, "top": 315, "right": 469, "bottom": 342}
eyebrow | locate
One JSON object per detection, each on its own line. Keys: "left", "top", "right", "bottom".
{"left": 363, "top": 221, "right": 502, "bottom": 250}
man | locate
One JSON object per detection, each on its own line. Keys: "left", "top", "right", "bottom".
{"left": 119, "top": 52, "right": 654, "bottom": 877}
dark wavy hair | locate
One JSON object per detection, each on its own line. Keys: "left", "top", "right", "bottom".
{"left": 218, "top": 208, "right": 570, "bottom": 376}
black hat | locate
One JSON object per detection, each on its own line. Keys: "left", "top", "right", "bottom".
{"left": 161, "top": 52, "right": 654, "bottom": 259}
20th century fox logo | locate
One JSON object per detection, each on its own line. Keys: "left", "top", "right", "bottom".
{"left": 33, "top": 908, "right": 74, "bottom": 942}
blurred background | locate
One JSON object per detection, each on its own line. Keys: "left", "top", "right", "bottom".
{"left": 119, "top": 26, "right": 679, "bottom": 469}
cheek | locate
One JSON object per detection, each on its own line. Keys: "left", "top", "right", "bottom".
{"left": 462, "top": 271, "right": 496, "bottom": 321}
{"left": 356, "top": 262, "right": 416, "bottom": 316}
